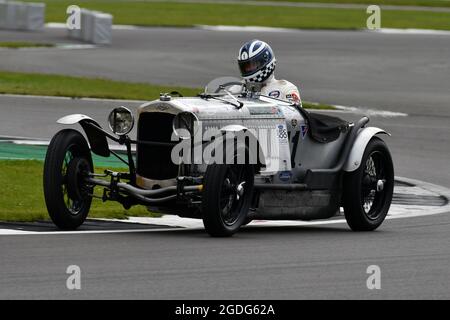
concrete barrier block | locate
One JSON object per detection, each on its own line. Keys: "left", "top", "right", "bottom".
{"left": 14, "top": 1, "right": 29, "bottom": 30}
{"left": 0, "top": 2, "right": 7, "bottom": 29}
{"left": 23, "top": 2, "right": 45, "bottom": 30}
{"left": 67, "top": 9, "right": 113, "bottom": 44}
{"left": 81, "top": 9, "right": 95, "bottom": 42}
{"left": 91, "top": 12, "right": 112, "bottom": 44}
{"left": 3, "top": 1, "right": 20, "bottom": 29}
{"left": 68, "top": 8, "right": 87, "bottom": 40}
{"left": 0, "top": 1, "right": 45, "bottom": 31}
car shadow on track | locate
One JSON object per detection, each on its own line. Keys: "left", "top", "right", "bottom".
{"left": 0, "top": 219, "right": 394, "bottom": 238}
{"left": 123, "top": 224, "right": 387, "bottom": 240}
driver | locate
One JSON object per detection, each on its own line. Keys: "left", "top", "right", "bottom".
{"left": 237, "top": 39, "right": 301, "bottom": 106}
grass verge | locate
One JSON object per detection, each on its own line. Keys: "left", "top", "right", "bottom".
{"left": 22, "top": 0, "right": 450, "bottom": 30}
{"left": 0, "top": 42, "right": 54, "bottom": 49}
{"left": 0, "top": 70, "right": 334, "bottom": 109}
{"left": 249, "top": 0, "right": 450, "bottom": 7}
{"left": 0, "top": 70, "right": 199, "bottom": 100}
{"left": 0, "top": 160, "right": 161, "bottom": 222}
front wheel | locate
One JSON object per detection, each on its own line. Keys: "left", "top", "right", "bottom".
{"left": 43, "top": 129, "right": 93, "bottom": 230}
{"left": 343, "top": 137, "right": 394, "bottom": 231}
{"left": 202, "top": 163, "right": 254, "bottom": 237}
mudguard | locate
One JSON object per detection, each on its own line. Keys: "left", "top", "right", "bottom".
{"left": 57, "top": 114, "right": 110, "bottom": 157}
{"left": 343, "top": 127, "right": 389, "bottom": 172}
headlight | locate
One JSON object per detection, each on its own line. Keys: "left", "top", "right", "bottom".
{"left": 108, "top": 106, "right": 134, "bottom": 136}
{"left": 172, "top": 111, "right": 198, "bottom": 139}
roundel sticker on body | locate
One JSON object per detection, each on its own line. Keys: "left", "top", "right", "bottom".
{"left": 268, "top": 90, "right": 281, "bottom": 98}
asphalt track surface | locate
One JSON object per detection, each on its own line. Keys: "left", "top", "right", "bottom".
{"left": 0, "top": 27, "right": 450, "bottom": 299}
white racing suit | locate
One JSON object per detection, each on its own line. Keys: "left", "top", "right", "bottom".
{"left": 260, "top": 75, "right": 302, "bottom": 106}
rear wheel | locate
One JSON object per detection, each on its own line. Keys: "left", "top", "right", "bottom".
{"left": 43, "top": 129, "right": 93, "bottom": 230}
{"left": 202, "top": 163, "right": 254, "bottom": 237}
{"left": 343, "top": 137, "right": 394, "bottom": 231}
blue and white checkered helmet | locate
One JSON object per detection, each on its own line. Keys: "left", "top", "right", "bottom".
{"left": 238, "top": 39, "right": 276, "bottom": 83}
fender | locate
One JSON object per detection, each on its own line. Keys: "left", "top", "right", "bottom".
{"left": 343, "top": 127, "right": 389, "bottom": 172}
{"left": 57, "top": 114, "right": 110, "bottom": 157}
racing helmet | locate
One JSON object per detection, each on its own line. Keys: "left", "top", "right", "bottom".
{"left": 237, "top": 39, "right": 276, "bottom": 83}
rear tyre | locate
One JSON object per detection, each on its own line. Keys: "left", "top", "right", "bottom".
{"left": 43, "top": 129, "right": 93, "bottom": 230}
{"left": 343, "top": 137, "right": 394, "bottom": 231}
{"left": 202, "top": 163, "right": 254, "bottom": 237}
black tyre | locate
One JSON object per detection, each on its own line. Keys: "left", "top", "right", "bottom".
{"left": 202, "top": 163, "right": 254, "bottom": 237}
{"left": 343, "top": 137, "right": 394, "bottom": 231}
{"left": 43, "top": 129, "right": 93, "bottom": 230}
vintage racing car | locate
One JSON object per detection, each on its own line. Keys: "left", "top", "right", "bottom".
{"left": 43, "top": 77, "right": 394, "bottom": 237}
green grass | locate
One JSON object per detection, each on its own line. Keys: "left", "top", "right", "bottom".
{"left": 0, "top": 160, "right": 161, "bottom": 222}
{"left": 252, "top": 0, "right": 450, "bottom": 7}
{"left": 0, "top": 70, "right": 335, "bottom": 109}
{"left": 0, "top": 70, "right": 200, "bottom": 100}
{"left": 22, "top": 0, "right": 450, "bottom": 30}
{"left": 0, "top": 42, "right": 54, "bottom": 49}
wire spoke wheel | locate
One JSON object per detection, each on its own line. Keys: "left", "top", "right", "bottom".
{"left": 61, "top": 148, "right": 84, "bottom": 215}
{"left": 202, "top": 156, "right": 255, "bottom": 237}
{"left": 219, "top": 165, "right": 248, "bottom": 226}
{"left": 44, "top": 129, "right": 93, "bottom": 230}
{"left": 343, "top": 137, "right": 394, "bottom": 231}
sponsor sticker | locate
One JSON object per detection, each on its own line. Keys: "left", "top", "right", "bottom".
{"left": 278, "top": 124, "right": 288, "bottom": 140}
{"left": 286, "top": 92, "right": 301, "bottom": 103}
{"left": 291, "top": 92, "right": 300, "bottom": 103}
{"left": 248, "top": 106, "right": 279, "bottom": 115}
{"left": 268, "top": 90, "right": 281, "bottom": 98}
{"left": 291, "top": 118, "right": 298, "bottom": 127}
{"left": 279, "top": 171, "right": 292, "bottom": 181}
{"left": 272, "top": 106, "right": 284, "bottom": 116}
{"left": 300, "top": 124, "right": 308, "bottom": 139}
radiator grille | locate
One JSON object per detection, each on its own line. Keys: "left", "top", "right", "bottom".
{"left": 137, "top": 112, "right": 178, "bottom": 180}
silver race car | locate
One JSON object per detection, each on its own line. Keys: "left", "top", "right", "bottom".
{"left": 43, "top": 77, "right": 394, "bottom": 237}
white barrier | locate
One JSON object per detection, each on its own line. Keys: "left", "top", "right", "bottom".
{"left": 0, "top": 2, "right": 9, "bottom": 29}
{"left": 68, "top": 9, "right": 113, "bottom": 45}
{"left": 0, "top": 1, "right": 45, "bottom": 31}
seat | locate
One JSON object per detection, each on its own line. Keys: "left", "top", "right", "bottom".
{"left": 298, "top": 108, "right": 349, "bottom": 143}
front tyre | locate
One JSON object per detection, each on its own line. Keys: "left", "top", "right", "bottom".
{"left": 43, "top": 129, "right": 93, "bottom": 230}
{"left": 343, "top": 137, "right": 394, "bottom": 231}
{"left": 202, "top": 164, "right": 254, "bottom": 237}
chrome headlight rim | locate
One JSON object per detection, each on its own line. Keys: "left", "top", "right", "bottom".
{"left": 108, "top": 106, "right": 135, "bottom": 136}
